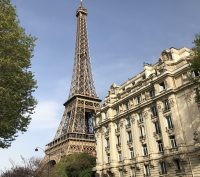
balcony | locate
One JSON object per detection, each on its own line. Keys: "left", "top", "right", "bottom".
{"left": 153, "top": 132, "right": 162, "bottom": 140}
{"left": 116, "top": 143, "right": 121, "bottom": 151}
{"left": 162, "top": 107, "right": 170, "bottom": 114}
{"left": 126, "top": 124, "right": 131, "bottom": 130}
{"left": 175, "top": 169, "right": 185, "bottom": 174}
{"left": 139, "top": 135, "right": 146, "bottom": 143}
{"left": 165, "top": 127, "right": 174, "bottom": 135}
{"left": 169, "top": 147, "right": 178, "bottom": 153}
{"left": 137, "top": 119, "right": 144, "bottom": 125}
{"left": 127, "top": 140, "right": 133, "bottom": 147}
{"left": 159, "top": 171, "right": 168, "bottom": 176}
{"left": 151, "top": 114, "right": 158, "bottom": 120}
{"left": 164, "top": 147, "right": 179, "bottom": 156}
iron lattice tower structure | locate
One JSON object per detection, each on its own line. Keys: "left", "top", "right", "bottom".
{"left": 45, "top": 2, "right": 101, "bottom": 162}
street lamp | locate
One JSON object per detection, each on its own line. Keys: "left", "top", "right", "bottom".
{"left": 35, "top": 147, "right": 50, "bottom": 177}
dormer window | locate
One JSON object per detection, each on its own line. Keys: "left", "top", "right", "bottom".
{"left": 138, "top": 112, "right": 143, "bottom": 123}
{"left": 149, "top": 89, "right": 155, "bottom": 97}
{"left": 115, "top": 108, "right": 119, "bottom": 114}
{"left": 124, "top": 101, "right": 129, "bottom": 110}
{"left": 126, "top": 116, "right": 131, "bottom": 127}
{"left": 159, "top": 81, "right": 166, "bottom": 92}
{"left": 136, "top": 95, "right": 141, "bottom": 104}
{"left": 142, "top": 74, "right": 146, "bottom": 80}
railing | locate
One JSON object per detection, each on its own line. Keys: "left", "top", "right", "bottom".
{"left": 153, "top": 132, "right": 162, "bottom": 140}
{"left": 139, "top": 135, "right": 146, "bottom": 141}
{"left": 137, "top": 119, "right": 144, "bottom": 124}
{"left": 162, "top": 107, "right": 170, "bottom": 113}
{"left": 46, "top": 133, "right": 95, "bottom": 149}
{"left": 151, "top": 114, "right": 158, "bottom": 119}
{"left": 165, "top": 127, "right": 174, "bottom": 135}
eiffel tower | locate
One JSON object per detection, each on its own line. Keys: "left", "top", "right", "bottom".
{"left": 45, "top": 1, "right": 101, "bottom": 163}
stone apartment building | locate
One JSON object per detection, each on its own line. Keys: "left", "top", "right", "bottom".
{"left": 95, "top": 47, "right": 200, "bottom": 177}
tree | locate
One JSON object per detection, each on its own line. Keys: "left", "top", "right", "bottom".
{"left": 191, "top": 33, "right": 200, "bottom": 102}
{"left": 0, "top": 0, "right": 37, "bottom": 148}
{"left": 0, "top": 156, "right": 42, "bottom": 177}
{"left": 50, "top": 153, "right": 96, "bottom": 177}
{"left": 64, "top": 153, "right": 95, "bottom": 177}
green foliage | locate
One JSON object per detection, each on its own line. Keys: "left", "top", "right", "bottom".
{"left": 50, "top": 162, "right": 68, "bottom": 177}
{"left": 191, "top": 33, "right": 200, "bottom": 102}
{"left": 49, "top": 153, "right": 95, "bottom": 177}
{"left": 79, "top": 168, "right": 93, "bottom": 177}
{"left": 0, "top": 0, "right": 37, "bottom": 148}
{"left": 64, "top": 153, "right": 95, "bottom": 177}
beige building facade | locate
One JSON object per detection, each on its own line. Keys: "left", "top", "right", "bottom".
{"left": 95, "top": 47, "right": 200, "bottom": 177}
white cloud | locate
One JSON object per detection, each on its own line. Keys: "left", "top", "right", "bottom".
{"left": 30, "top": 101, "right": 62, "bottom": 130}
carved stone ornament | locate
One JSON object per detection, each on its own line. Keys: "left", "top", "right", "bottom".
{"left": 143, "top": 111, "right": 148, "bottom": 119}
{"left": 194, "top": 131, "right": 200, "bottom": 143}
{"left": 185, "top": 93, "right": 192, "bottom": 103}
{"left": 131, "top": 117, "right": 135, "bottom": 123}
{"left": 108, "top": 125, "right": 111, "bottom": 132}
{"left": 169, "top": 98, "right": 174, "bottom": 107}
{"left": 157, "top": 103, "right": 162, "bottom": 112}
{"left": 119, "top": 121, "right": 124, "bottom": 128}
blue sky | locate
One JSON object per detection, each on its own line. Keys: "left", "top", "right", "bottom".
{"left": 0, "top": 0, "right": 200, "bottom": 171}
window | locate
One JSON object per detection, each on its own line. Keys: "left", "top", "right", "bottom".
{"left": 174, "top": 159, "right": 182, "bottom": 172}
{"left": 125, "top": 101, "right": 129, "bottom": 110}
{"left": 170, "top": 136, "right": 177, "bottom": 149}
{"left": 130, "top": 168, "right": 135, "bottom": 177}
{"left": 157, "top": 140, "right": 164, "bottom": 153}
{"left": 143, "top": 144, "right": 148, "bottom": 156}
{"left": 151, "top": 106, "right": 158, "bottom": 117}
{"left": 138, "top": 112, "right": 143, "bottom": 123}
{"left": 102, "top": 112, "right": 106, "bottom": 121}
{"left": 118, "top": 151, "right": 122, "bottom": 161}
{"left": 130, "top": 148, "right": 134, "bottom": 159}
{"left": 126, "top": 116, "right": 131, "bottom": 127}
{"left": 67, "top": 111, "right": 71, "bottom": 119}
{"left": 127, "top": 131, "right": 132, "bottom": 142}
{"left": 136, "top": 95, "right": 141, "bottom": 104}
{"left": 107, "top": 153, "right": 110, "bottom": 163}
{"left": 140, "top": 126, "right": 145, "bottom": 137}
{"left": 115, "top": 122, "right": 120, "bottom": 132}
{"left": 119, "top": 170, "right": 123, "bottom": 177}
{"left": 149, "top": 89, "right": 155, "bottom": 98}
{"left": 166, "top": 115, "right": 174, "bottom": 129}
{"left": 163, "top": 99, "right": 170, "bottom": 111}
{"left": 144, "top": 164, "right": 150, "bottom": 176}
{"left": 115, "top": 108, "right": 119, "bottom": 114}
{"left": 159, "top": 161, "right": 167, "bottom": 174}
{"left": 154, "top": 121, "right": 161, "bottom": 134}
{"left": 159, "top": 81, "right": 166, "bottom": 91}
{"left": 117, "top": 135, "right": 121, "bottom": 145}
{"left": 106, "top": 138, "right": 110, "bottom": 148}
